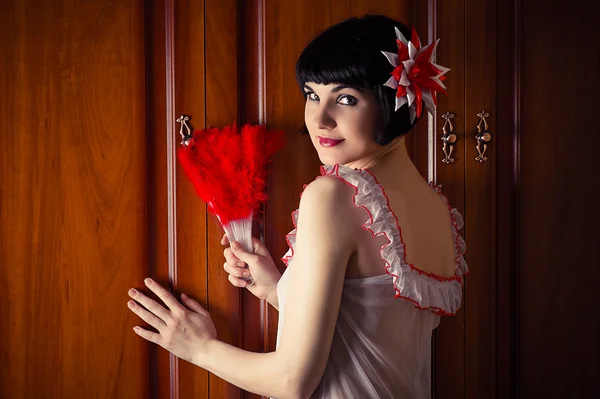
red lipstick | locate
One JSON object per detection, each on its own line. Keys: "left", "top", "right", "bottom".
{"left": 318, "top": 136, "right": 345, "bottom": 148}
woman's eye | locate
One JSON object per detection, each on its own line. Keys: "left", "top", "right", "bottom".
{"left": 338, "top": 95, "right": 358, "bottom": 106}
{"left": 306, "top": 92, "right": 319, "bottom": 101}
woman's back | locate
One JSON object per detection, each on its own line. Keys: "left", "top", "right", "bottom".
{"left": 347, "top": 164, "right": 458, "bottom": 281}
{"left": 275, "top": 164, "right": 468, "bottom": 398}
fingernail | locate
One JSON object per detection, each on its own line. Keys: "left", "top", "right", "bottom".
{"left": 129, "top": 289, "right": 137, "bottom": 296}
{"left": 237, "top": 262, "right": 245, "bottom": 267}
{"left": 181, "top": 293, "right": 188, "bottom": 299}
{"left": 144, "top": 278, "right": 152, "bottom": 286}
{"left": 128, "top": 300, "right": 135, "bottom": 308}
{"left": 243, "top": 272, "right": 250, "bottom": 277}
{"left": 232, "top": 242, "right": 240, "bottom": 250}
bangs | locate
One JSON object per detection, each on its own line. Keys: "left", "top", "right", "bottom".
{"left": 295, "top": 44, "right": 374, "bottom": 90}
{"left": 295, "top": 15, "right": 407, "bottom": 93}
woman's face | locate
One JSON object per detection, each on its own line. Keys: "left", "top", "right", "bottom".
{"left": 303, "top": 82, "right": 383, "bottom": 166}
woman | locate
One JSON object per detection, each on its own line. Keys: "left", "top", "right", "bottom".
{"left": 127, "top": 15, "right": 468, "bottom": 399}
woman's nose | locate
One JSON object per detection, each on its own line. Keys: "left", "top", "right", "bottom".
{"left": 313, "top": 106, "right": 336, "bottom": 130}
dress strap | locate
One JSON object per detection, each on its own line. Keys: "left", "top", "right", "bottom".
{"left": 282, "top": 163, "right": 469, "bottom": 316}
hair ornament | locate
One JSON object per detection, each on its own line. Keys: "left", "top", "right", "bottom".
{"left": 381, "top": 27, "right": 450, "bottom": 123}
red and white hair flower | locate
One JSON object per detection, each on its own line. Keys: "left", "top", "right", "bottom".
{"left": 381, "top": 27, "right": 450, "bottom": 123}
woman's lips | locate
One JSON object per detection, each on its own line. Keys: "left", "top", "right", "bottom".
{"left": 318, "top": 136, "right": 345, "bottom": 147}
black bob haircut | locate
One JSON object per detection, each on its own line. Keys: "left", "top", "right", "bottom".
{"left": 296, "top": 15, "right": 420, "bottom": 145}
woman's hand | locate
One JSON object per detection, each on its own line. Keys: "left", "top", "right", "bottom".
{"left": 221, "top": 234, "right": 281, "bottom": 303}
{"left": 127, "top": 278, "right": 217, "bottom": 366}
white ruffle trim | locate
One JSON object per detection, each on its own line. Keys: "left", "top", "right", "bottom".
{"left": 281, "top": 163, "right": 469, "bottom": 316}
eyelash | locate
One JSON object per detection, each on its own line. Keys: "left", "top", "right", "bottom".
{"left": 304, "top": 92, "right": 359, "bottom": 106}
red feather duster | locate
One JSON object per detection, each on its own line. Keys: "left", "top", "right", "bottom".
{"left": 176, "top": 121, "right": 285, "bottom": 284}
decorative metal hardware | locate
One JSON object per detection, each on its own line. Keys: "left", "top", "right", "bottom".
{"left": 441, "top": 112, "right": 458, "bottom": 164}
{"left": 176, "top": 114, "right": 193, "bottom": 146}
{"left": 475, "top": 110, "right": 492, "bottom": 163}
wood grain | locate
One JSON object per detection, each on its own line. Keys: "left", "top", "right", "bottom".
{"left": 429, "top": 0, "right": 468, "bottom": 397}
{"left": 204, "top": 0, "right": 244, "bottom": 397}
{"left": 145, "top": 0, "right": 179, "bottom": 397}
{"left": 173, "top": 0, "right": 210, "bottom": 397}
{"left": 495, "top": 0, "right": 518, "bottom": 396}
{"left": 517, "top": 1, "right": 600, "bottom": 396}
{"left": 464, "top": 0, "right": 498, "bottom": 397}
{"left": 0, "top": 0, "right": 147, "bottom": 397}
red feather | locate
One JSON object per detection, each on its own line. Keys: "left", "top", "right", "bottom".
{"left": 176, "top": 123, "right": 285, "bottom": 226}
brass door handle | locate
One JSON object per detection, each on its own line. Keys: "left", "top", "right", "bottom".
{"left": 441, "top": 112, "right": 457, "bottom": 164}
{"left": 475, "top": 110, "right": 492, "bottom": 162}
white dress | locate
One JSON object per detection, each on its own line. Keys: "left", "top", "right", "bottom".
{"left": 274, "top": 164, "right": 468, "bottom": 399}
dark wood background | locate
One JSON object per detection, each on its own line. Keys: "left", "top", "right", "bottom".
{"left": 1, "top": 0, "right": 598, "bottom": 398}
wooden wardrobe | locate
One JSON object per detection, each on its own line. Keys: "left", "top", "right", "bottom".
{"left": 1, "top": 0, "right": 597, "bottom": 398}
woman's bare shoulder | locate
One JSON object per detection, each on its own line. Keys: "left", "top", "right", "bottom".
{"left": 299, "top": 175, "right": 364, "bottom": 235}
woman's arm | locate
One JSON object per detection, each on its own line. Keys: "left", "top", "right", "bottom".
{"left": 194, "top": 175, "right": 357, "bottom": 398}
{"left": 198, "top": 341, "right": 297, "bottom": 398}
{"left": 271, "top": 175, "right": 359, "bottom": 397}
{"left": 266, "top": 289, "right": 279, "bottom": 311}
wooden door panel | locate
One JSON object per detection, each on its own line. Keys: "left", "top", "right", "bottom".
{"left": 0, "top": 0, "right": 147, "bottom": 398}
{"left": 429, "top": 0, "right": 468, "bottom": 397}
{"left": 516, "top": 2, "right": 600, "bottom": 397}
{"left": 495, "top": 0, "right": 518, "bottom": 397}
{"left": 145, "top": 0, "right": 174, "bottom": 397}
{"left": 204, "top": 0, "right": 245, "bottom": 398}
{"left": 174, "top": 0, "right": 211, "bottom": 397}
{"left": 464, "top": 0, "right": 498, "bottom": 397}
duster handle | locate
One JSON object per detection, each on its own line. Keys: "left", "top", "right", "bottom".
{"left": 222, "top": 212, "right": 255, "bottom": 284}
